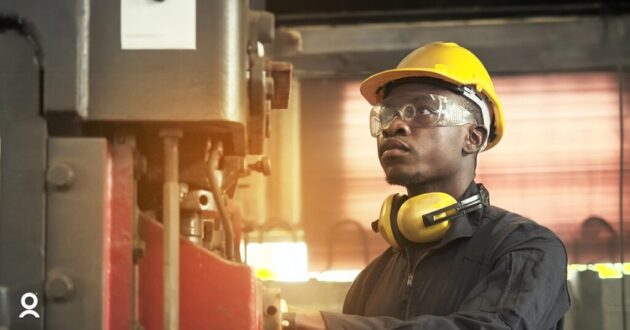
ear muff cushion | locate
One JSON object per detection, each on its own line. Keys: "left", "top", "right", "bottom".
{"left": 398, "top": 192, "right": 457, "bottom": 243}
{"left": 389, "top": 194, "right": 412, "bottom": 247}
{"left": 378, "top": 194, "right": 400, "bottom": 248}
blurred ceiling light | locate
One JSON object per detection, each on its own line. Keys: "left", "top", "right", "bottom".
{"left": 245, "top": 241, "right": 309, "bottom": 282}
{"left": 568, "top": 263, "right": 630, "bottom": 279}
{"left": 312, "top": 269, "right": 362, "bottom": 282}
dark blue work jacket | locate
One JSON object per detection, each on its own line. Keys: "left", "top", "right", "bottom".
{"left": 322, "top": 183, "right": 571, "bottom": 329}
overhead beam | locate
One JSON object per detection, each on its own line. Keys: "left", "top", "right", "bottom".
{"left": 275, "top": 15, "right": 630, "bottom": 78}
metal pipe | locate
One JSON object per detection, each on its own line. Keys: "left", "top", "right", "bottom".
{"left": 207, "top": 141, "right": 235, "bottom": 261}
{"left": 160, "top": 129, "right": 182, "bottom": 330}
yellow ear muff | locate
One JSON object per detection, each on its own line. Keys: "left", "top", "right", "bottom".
{"left": 397, "top": 192, "right": 458, "bottom": 243}
{"left": 377, "top": 194, "right": 400, "bottom": 248}
{"left": 374, "top": 185, "right": 489, "bottom": 247}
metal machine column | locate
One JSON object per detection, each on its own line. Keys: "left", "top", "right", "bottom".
{"left": 0, "top": 23, "right": 47, "bottom": 330}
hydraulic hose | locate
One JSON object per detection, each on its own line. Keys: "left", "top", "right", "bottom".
{"left": 207, "top": 142, "right": 235, "bottom": 261}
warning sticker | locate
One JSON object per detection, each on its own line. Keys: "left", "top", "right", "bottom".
{"left": 121, "top": 0, "right": 196, "bottom": 50}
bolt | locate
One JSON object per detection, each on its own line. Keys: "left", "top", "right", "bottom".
{"left": 133, "top": 239, "right": 146, "bottom": 263}
{"left": 266, "top": 305, "right": 277, "bottom": 316}
{"left": 248, "top": 157, "right": 271, "bottom": 176}
{"left": 46, "top": 273, "right": 74, "bottom": 301}
{"left": 46, "top": 163, "right": 75, "bottom": 189}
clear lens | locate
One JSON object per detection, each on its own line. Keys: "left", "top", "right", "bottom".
{"left": 401, "top": 104, "right": 416, "bottom": 121}
{"left": 370, "top": 114, "right": 381, "bottom": 137}
{"left": 438, "top": 104, "right": 476, "bottom": 126}
{"left": 369, "top": 93, "right": 477, "bottom": 137}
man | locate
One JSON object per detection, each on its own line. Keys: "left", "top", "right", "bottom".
{"left": 296, "top": 42, "right": 570, "bottom": 329}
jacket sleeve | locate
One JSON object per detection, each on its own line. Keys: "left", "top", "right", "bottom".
{"left": 321, "top": 227, "right": 570, "bottom": 330}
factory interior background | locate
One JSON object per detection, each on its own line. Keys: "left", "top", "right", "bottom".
{"left": 240, "top": 2, "right": 630, "bottom": 329}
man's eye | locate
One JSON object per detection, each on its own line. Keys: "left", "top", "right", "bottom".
{"left": 419, "top": 107, "right": 434, "bottom": 115}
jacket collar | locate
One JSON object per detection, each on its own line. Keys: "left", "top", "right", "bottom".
{"left": 433, "top": 181, "right": 488, "bottom": 247}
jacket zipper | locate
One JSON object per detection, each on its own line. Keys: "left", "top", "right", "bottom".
{"left": 404, "top": 250, "right": 431, "bottom": 319}
{"left": 403, "top": 237, "right": 467, "bottom": 319}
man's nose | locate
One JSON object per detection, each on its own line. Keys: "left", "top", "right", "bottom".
{"left": 382, "top": 116, "right": 411, "bottom": 137}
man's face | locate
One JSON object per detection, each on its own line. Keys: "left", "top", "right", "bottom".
{"left": 376, "top": 83, "right": 470, "bottom": 187}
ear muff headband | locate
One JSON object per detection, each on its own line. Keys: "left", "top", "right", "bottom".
{"left": 422, "top": 193, "right": 485, "bottom": 227}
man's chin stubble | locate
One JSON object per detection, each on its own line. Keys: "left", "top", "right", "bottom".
{"left": 385, "top": 172, "right": 423, "bottom": 187}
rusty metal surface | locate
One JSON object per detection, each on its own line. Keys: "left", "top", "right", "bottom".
{"left": 138, "top": 215, "right": 261, "bottom": 330}
{"left": 107, "top": 144, "right": 135, "bottom": 330}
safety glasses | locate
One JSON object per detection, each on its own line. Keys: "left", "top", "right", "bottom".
{"left": 369, "top": 93, "right": 478, "bottom": 137}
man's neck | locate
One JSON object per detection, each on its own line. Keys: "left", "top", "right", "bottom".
{"left": 405, "top": 171, "right": 475, "bottom": 199}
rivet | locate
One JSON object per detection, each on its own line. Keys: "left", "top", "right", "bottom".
{"left": 46, "top": 163, "right": 75, "bottom": 189}
{"left": 46, "top": 273, "right": 74, "bottom": 301}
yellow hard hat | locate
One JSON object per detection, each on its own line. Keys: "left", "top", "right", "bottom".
{"left": 360, "top": 41, "right": 504, "bottom": 150}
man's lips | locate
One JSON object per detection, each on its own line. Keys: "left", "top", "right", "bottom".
{"left": 380, "top": 139, "right": 411, "bottom": 158}
{"left": 382, "top": 149, "right": 410, "bottom": 158}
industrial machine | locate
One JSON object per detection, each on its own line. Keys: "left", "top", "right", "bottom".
{"left": 0, "top": 0, "right": 292, "bottom": 329}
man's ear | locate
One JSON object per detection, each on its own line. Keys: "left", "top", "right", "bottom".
{"left": 463, "top": 125, "right": 487, "bottom": 154}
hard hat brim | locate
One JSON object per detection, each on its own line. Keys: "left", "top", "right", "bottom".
{"left": 359, "top": 68, "right": 504, "bottom": 151}
{"left": 360, "top": 68, "right": 468, "bottom": 105}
